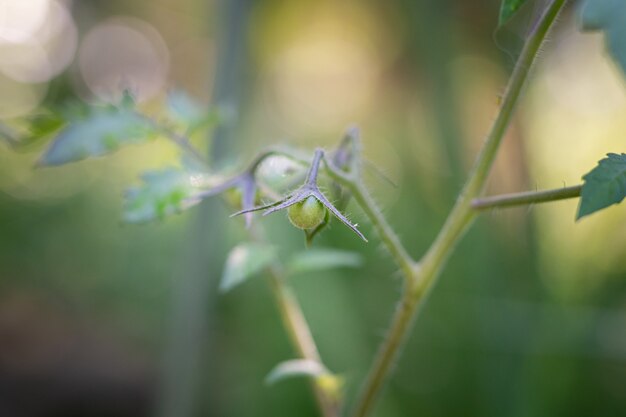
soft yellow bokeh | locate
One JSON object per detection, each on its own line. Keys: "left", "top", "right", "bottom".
{"left": 527, "top": 24, "right": 626, "bottom": 299}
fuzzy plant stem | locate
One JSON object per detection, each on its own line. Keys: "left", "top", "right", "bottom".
{"left": 157, "top": 136, "right": 340, "bottom": 417}
{"left": 350, "top": 182, "right": 416, "bottom": 280}
{"left": 348, "top": 1, "right": 567, "bottom": 416}
{"left": 265, "top": 265, "right": 342, "bottom": 417}
{"left": 245, "top": 223, "right": 341, "bottom": 417}
{"left": 471, "top": 184, "right": 582, "bottom": 210}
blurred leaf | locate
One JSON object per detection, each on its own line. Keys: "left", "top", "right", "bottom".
{"left": 287, "top": 249, "right": 363, "bottom": 275}
{"left": 167, "top": 91, "right": 204, "bottom": 124}
{"left": 265, "top": 359, "right": 328, "bottom": 385}
{"left": 39, "top": 106, "right": 156, "bottom": 166}
{"left": 499, "top": 0, "right": 529, "bottom": 26}
{"left": 577, "top": 153, "right": 626, "bottom": 219}
{"left": 220, "top": 243, "right": 276, "bottom": 293}
{"left": 123, "top": 167, "right": 211, "bottom": 223}
{"left": 166, "top": 90, "right": 218, "bottom": 134}
{"left": 0, "top": 122, "right": 17, "bottom": 146}
{"left": 1, "top": 112, "right": 65, "bottom": 149}
{"left": 580, "top": 0, "right": 626, "bottom": 76}
{"left": 26, "top": 112, "right": 66, "bottom": 140}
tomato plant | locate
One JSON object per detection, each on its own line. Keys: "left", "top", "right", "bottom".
{"left": 1, "top": 1, "right": 625, "bottom": 416}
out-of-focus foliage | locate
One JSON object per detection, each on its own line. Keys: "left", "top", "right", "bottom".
{"left": 499, "top": 0, "right": 529, "bottom": 26}
{"left": 265, "top": 359, "right": 330, "bottom": 385}
{"left": 123, "top": 166, "right": 210, "bottom": 223}
{"left": 39, "top": 104, "right": 156, "bottom": 166}
{"left": 220, "top": 243, "right": 277, "bottom": 293}
{"left": 286, "top": 249, "right": 363, "bottom": 275}
{"left": 580, "top": 0, "right": 626, "bottom": 75}
{"left": 166, "top": 90, "right": 220, "bottom": 135}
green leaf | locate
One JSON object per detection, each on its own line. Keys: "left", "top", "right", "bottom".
{"left": 499, "top": 0, "right": 529, "bottom": 26}
{"left": 580, "top": 0, "right": 626, "bottom": 76}
{"left": 123, "top": 167, "right": 211, "bottom": 223}
{"left": 1, "top": 112, "right": 65, "bottom": 148}
{"left": 287, "top": 249, "right": 363, "bottom": 275}
{"left": 25, "top": 112, "right": 66, "bottom": 142}
{"left": 0, "top": 122, "right": 17, "bottom": 146}
{"left": 39, "top": 106, "right": 155, "bottom": 166}
{"left": 220, "top": 243, "right": 276, "bottom": 293}
{"left": 265, "top": 359, "right": 329, "bottom": 385}
{"left": 166, "top": 90, "right": 217, "bottom": 134}
{"left": 577, "top": 153, "right": 626, "bottom": 219}
{"left": 167, "top": 91, "right": 205, "bottom": 124}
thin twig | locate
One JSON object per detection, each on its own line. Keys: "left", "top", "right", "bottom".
{"left": 247, "top": 223, "right": 342, "bottom": 417}
{"left": 472, "top": 185, "right": 582, "bottom": 210}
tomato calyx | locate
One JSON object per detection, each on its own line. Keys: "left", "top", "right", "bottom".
{"left": 232, "top": 149, "right": 367, "bottom": 243}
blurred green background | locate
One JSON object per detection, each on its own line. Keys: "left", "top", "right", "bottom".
{"left": 1, "top": 0, "right": 626, "bottom": 416}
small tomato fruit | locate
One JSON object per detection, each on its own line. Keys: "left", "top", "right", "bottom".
{"left": 288, "top": 196, "right": 326, "bottom": 230}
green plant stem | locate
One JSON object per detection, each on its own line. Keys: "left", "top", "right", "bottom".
{"left": 323, "top": 158, "right": 416, "bottom": 278}
{"left": 139, "top": 114, "right": 208, "bottom": 167}
{"left": 266, "top": 266, "right": 341, "bottom": 417}
{"left": 349, "top": 1, "right": 567, "bottom": 416}
{"left": 350, "top": 182, "right": 416, "bottom": 279}
{"left": 472, "top": 185, "right": 582, "bottom": 210}
{"left": 158, "top": 143, "right": 340, "bottom": 416}
{"left": 246, "top": 222, "right": 341, "bottom": 417}
{"left": 325, "top": 165, "right": 415, "bottom": 278}
{"left": 155, "top": 2, "right": 250, "bottom": 417}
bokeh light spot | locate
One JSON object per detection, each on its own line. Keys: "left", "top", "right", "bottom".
{"left": 77, "top": 17, "right": 169, "bottom": 103}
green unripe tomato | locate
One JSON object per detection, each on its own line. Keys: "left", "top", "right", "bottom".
{"left": 288, "top": 196, "right": 326, "bottom": 230}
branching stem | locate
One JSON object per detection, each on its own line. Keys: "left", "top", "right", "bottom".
{"left": 345, "top": 1, "right": 567, "bottom": 416}
{"left": 154, "top": 122, "right": 340, "bottom": 417}
{"left": 324, "top": 163, "right": 416, "bottom": 280}
{"left": 248, "top": 221, "right": 342, "bottom": 416}
{"left": 151, "top": 2, "right": 567, "bottom": 415}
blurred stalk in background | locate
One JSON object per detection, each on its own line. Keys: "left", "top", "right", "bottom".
{"left": 155, "top": 1, "right": 251, "bottom": 417}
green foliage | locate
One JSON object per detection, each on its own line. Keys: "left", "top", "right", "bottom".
{"left": 0, "top": 112, "right": 65, "bottom": 148}
{"left": 220, "top": 243, "right": 277, "bottom": 293}
{"left": 580, "top": 0, "right": 626, "bottom": 76}
{"left": 499, "top": 0, "right": 529, "bottom": 26}
{"left": 24, "top": 112, "right": 66, "bottom": 144}
{"left": 0, "top": 122, "right": 16, "bottom": 146}
{"left": 265, "top": 359, "right": 329, "bottom": 385}
{"left": 123, "top": 167, "right": 210, "bottom": 223}
{"left": 39, "top": 105, "right": 156, "bottom": 166}
{"left": 577, "top": 153, "right": 626, "bottom": 219}
{"left": 166, "top": 90, "right": 219, "bottom": 134}
{"left": 287, "top": 249, "right": 363, "bottom": 275}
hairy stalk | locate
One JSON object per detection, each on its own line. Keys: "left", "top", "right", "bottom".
{"left": 324, "top": 165, "right": 416, "bottom": 279}
{"left": 350, "top": 182, "right": 416, "bottom": 279}
{"left": 349, "top": 1, "right": 567, "bottom": 416}
{"left": 245, "top": 224, "right": 340, "bottom": 417}
{"left": 164, "top": 156, "right": 339, "bottom": 417}
{"left": 471, "top": 185, "right": 582, "bottom": 210}
{"left": 154, "top": 120, "right": 339, "bottom": 416}
{"left": 265, "top": 265, "right": 341, "bottom": 417}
